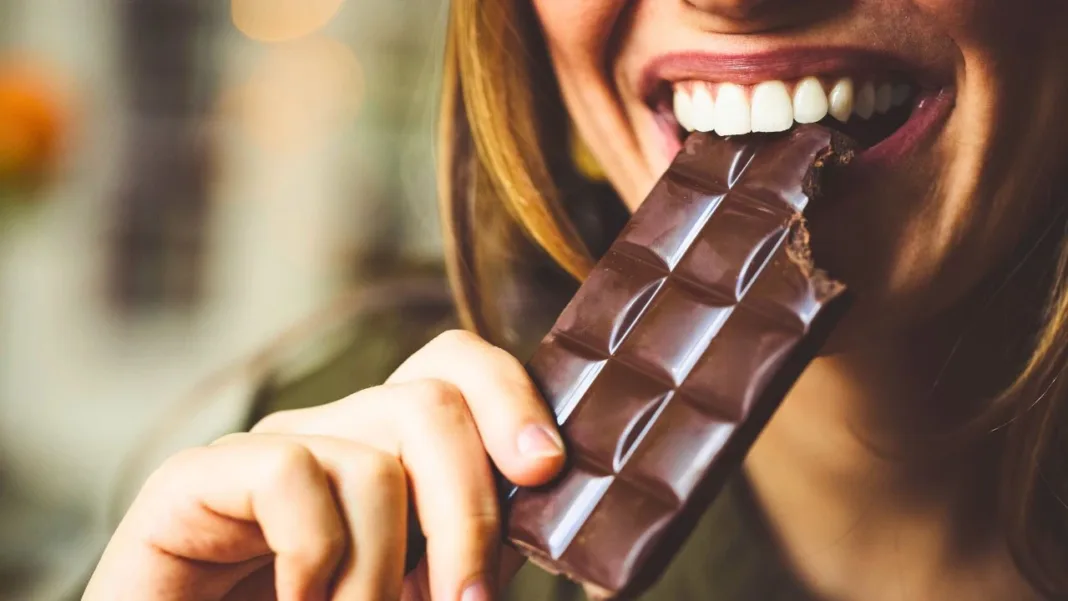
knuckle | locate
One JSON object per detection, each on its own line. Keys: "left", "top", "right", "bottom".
{"left": 404, "top": 378, "right": 465, "bottom": 415}
{"left": 472, "top": 509, "right": 501, "bottom": 543}
{"left": 491, "top": 351, "right": 532, "bottom": 390}
{"left": 344, "top": 451, "right": 407, "bottom": 500}
{"left": 330, "top": 448, "right": 408, "bottom": 517}
{"left": 467, "top": 495, "right": 501, "bottom": 539}
{"left": 412, "top": 381, "right": 477, "bottom": 428}
{"left": 161, "top": 445, "right": 218, "bottom": 477}
{"left": 430, "top": 328, "right": 483, "bottom": 350}
{"left": 263, "top": 441, "right": 319, "bottom": 484}
{"left": 394, "top": 379, "right": 475, "bottom": 438}
{"left": 442, "top": 506, "right": 500, "bottom": 556}
{"left": 362, "top": 453, "right": 406, "bottom": 491}
{"left": 500, "top": 349, "right": 529, "bottom": 378}
{"left": 141, "top": 446, "right": 208, "bottom": 497}
{"left": 250, "top": 408, "right": 301, "bottom": 434}
{"left": 424, "top": 329, "right": 491, "bottom": 362}
{"left": 146, "top": 448, "right": 193, "bottom": 482}
{"left": 210, "top": 432, "right": 245, "bottom": 446}
{"left": 431, "top": 330, "right": 530, "bottom": 388}
{"left": 291, "top": 526, "right": 347, "bottom": 568}
{"left": 315, "top": 526, "right": 349, "bottom": 559}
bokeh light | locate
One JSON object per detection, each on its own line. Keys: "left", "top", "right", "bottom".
{"left": 231, "top": 0, "right": 345, "bottom": 43}
{"left": 0, "top": 2, "right": 451, "bottom": 598}
{"left": 0, "top": 59, "right": 69, "bottom": 187}
{"left": 220, "top": 36, "right": 363, "bottom": 153}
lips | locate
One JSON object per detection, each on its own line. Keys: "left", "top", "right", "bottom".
{"left": 640, "top": 49, "right": 955, "bottom": 165}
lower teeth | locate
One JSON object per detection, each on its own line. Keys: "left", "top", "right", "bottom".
{"left": 818, "top": 104, "right": 913, "bottom": 148}
{"left": 675, "top": 102, "right": 913, "bottom": 150}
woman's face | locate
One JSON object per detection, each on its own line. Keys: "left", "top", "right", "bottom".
{"left": 531, "top": 0, "right": 1067, "bottom": 335}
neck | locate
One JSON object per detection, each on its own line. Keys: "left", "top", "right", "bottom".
{"left": 744, "top": 263, "right": 1048, "bottom": 601}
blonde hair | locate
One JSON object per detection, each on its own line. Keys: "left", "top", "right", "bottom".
{"left": 438, "top": 0, "right": 592, "bottom": 337}
{"left": 437, "top": 0, "right": 1068, "bottom": 596}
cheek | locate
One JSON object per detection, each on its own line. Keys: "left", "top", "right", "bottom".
{"left": 531, "top": 0, "right": 653, "bottom": 208}
{"left": 909, "top": 0, "right": 991, "bottom": 27}
{"left": 529, "top": 0, "right": 626, "bottom": 60}
{"left": 909, "top": 0, "right": 1050, "bottom": 49}
{"left": 825, "top": 1, "right": 1066, "bottom": 334}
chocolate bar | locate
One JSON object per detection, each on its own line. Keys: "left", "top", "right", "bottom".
{"left": 505, "top": 125, "right": 854, "bottom": 597}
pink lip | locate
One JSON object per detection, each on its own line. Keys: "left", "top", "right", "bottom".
{"left": 639, "top": 48, "right": 946, "bottom": 102}
{"left": 642, "top": 48, "right": 955, "bottom": 168}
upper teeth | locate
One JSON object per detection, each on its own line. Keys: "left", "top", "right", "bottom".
{"left": 672, "top": 77, "right": 913, "bottom": 135}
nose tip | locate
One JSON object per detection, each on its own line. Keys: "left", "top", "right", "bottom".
{"left": 685, "top": 0, "right": 772, "bottom": 20}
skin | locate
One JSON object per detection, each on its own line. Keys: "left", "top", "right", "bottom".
{"left": 533, "top": 0, "right": 1065, "bottom": 599}
{"left": 85, "top": 330, "right": 560, "bottom": 601}
{"left": 85, "top": 1, "right": 1068, "bottom": 600}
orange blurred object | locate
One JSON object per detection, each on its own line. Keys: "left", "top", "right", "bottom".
{"left": 232, "top": 0, "right": 345, "bottom": 43}
{"left": 0, "top": 59, "right": 69, "bottom": 188}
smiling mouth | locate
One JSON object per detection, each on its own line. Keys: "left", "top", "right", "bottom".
{"left": 643, "top": 52, "right": 955, "bottom": 163}
{"left": 662, "top": 76, "right": 918, "bottom": 144}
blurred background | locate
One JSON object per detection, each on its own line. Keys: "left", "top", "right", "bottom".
{"left": 0, "top": 1, "right": 448, "bottom": 597}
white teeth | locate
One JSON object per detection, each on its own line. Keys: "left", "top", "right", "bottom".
{"left": 855, "top": 81, "right": 876, "bottom": 119}
{"left": 874, "top": 83, "right": 893, "bottom": 114}
{"left": 792, "top": 76, "right": 828, "bottom": 124}
{"left": 713, "top": 83, "right": 751, "bottom": 136}
{"left": 670, "top": 76, "right": 912, "bottom": 136}
{"left": 828, "top": 77, "right": 854, "bottom": 122}
{"left": 673, "top": 86, "right": 695, "bottom": 132}
{"left": 891, "top": 83, "right": 912, "bottom": 107}
{"left": 750, "top": 81, "right": 793, "bottom": 132}
{"left": 689, "top": 83, "right": 716, "bottom": 133}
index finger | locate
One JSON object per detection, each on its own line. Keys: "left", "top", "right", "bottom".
{"left": 387, "top": 329, "right": 566, "bottom": 487}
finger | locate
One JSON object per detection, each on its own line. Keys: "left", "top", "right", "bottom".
{"left": 215, "top": 434, "right": 409, "bottom": 601}
{"left": 393, "top": 380, "right": 502, "bottom": 601}
{"left": 262, "top": 381, "right": 503, "bottom": 601}
{"left": 390, "top": 329, "right": 566, "bottom": 485}
{"left": 256, "top": 330, "right": 565, "bottom": 486}
{"left": 324, "top": 444, "right": 407, "bottom": 601}
{"left": 254, "top": 386, "right": 504, "bottom": 601}
{"left": 138, "top": 439, "right": 347, "bottom": 601}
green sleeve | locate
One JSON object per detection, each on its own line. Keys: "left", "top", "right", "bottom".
{"left": 505, "top": 564, "right": 585, "bottom": 601}
{"left": 244, "top": 288, "right": 457, "bottom": 425}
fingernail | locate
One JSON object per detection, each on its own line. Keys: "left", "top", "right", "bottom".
{"left": 517, "top": 424, "right": 565, "bottom": 459}
{"left": 461, "top": 579, "right": 492, "bottom": 601}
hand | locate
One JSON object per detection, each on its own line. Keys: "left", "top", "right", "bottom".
{"left": 84, "top": 330, "right": 567, "bottom": 601}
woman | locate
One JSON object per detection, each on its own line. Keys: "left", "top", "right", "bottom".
{"left": 84, "top": 0, "right": 1068, "bottom": 599}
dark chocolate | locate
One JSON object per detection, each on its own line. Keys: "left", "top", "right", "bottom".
{"left": 505, "top": 125, "right": 853, "bottom": 597}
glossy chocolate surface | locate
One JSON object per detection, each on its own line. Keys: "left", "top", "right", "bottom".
{"left": 506, "top": 126, "right": 853, "bottom": 597}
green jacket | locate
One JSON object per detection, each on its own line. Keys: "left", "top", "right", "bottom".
{"left": 244, "top": 274, "right": 809, "bottom": 601}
